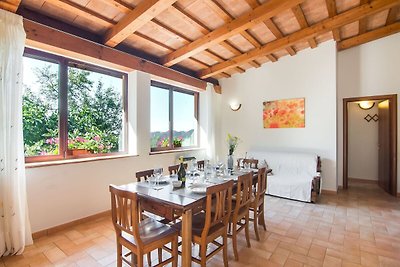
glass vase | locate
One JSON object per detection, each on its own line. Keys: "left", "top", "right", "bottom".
{"left": 227, "top": 154, "right": 234, "bottom": 170}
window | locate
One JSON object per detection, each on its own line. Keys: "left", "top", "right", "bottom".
{"left": 150, "top": 81, "right": 198, "bottom": 152}
{"left": 22, "top": 49, "right": 127, "bottom": 162}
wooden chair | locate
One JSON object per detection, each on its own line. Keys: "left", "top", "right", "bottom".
{"left": 197, "top": 160, "right": 205, "bottom": 170}
{"left": 172, "top": 180, "right": 233, "bottom": 267}
{"left": 109, "top": 185, "right": 178, "bottom": 267}
{"left": 237, "top": 158, "right": 259, "bottom": 169}
{"left": 136, "top": 168, "right": 157, "bottom": 182}
{"left": 229, "top": 172, "right": 253, "bottom": 261}
{"left": 250, "top": 167, "right": 267, "bottom": 241}
{"left": 168, "top": 163, "right": 187, "bottom": 175}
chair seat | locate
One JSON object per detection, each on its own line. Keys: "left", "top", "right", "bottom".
{"left": 173, "top": 212, "right": 224, "bottom": 237}
{"left": 122, "top": 217, "right": 178, "bottom": 245}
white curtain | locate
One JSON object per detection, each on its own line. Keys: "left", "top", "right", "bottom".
{"left": 0, "top": 9, "right": 33, "bottom": 256}
{"left": 205, "top": 83, "right": 217, "bottom": 161}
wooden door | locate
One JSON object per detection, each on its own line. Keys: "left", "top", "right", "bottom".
{"left": 378, "top": 100, "right": 391, "bottom": 193}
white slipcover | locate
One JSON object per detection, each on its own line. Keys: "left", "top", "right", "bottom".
{"left": 248, "top": 151, "right": 318, "bottom": 202}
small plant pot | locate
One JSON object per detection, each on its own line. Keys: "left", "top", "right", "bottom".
{"left": 68, "top": 149, "right": 90, "bottom": 156}
{"left": 173, "top": 144, "right": 182, "bottom": 148}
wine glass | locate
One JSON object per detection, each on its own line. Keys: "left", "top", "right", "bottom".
{"left": 153, "top": 167, "right": 163, "bottom": 190}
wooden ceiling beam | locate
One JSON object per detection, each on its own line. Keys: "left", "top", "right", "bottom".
{"left": 358, "top": 0, "right": 370, "bottom": 34}
{"left": 245, "top": 0, "right": 297, "bottom": 56}
{"left": 203, "top": 0, "right": 264, "bottom": 68}
{"left": 45, "top": 0, "right": 114, "bottom": 27}
{"left": 292, "top": 4, "right": 318, "bottom": 48}
{"left": 264, "top": 19, "right": 297, "bottom": 56}
{"left": 386, "top": 5, "right": 400, "bottom": 25}
{"left": 267, "top": 54, "right": 278, "bottom": 62}
{"left": 197, "top": 0, "right": 399, "bottom": 78}
{"left": 98, "top": 0, "right": 131, "bottom": 12}
{"left": 0, "top": 0, "right": 21, "bottom": 12}
{"left": 338, "top": 21, "right": 400, "bottom": 50}
{"left": 160, "top": 0, "right": 305, "bottom": 67}
{"left": 248, "top": 60, "right": 261, "bottom": 68}
{"left": 104, "top": 0, "right": 178, "bottom": 47}
{"left": 23, "top": 19, "right": 213, "bottom": 91}
{"left": 325, "top": 0, "right": 341, "bottom": 41}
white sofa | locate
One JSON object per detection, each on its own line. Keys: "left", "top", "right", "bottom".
{"left": 248, "top": 151, "right": 321, "bottom": 203}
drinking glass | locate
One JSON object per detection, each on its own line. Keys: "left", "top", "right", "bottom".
{"left": 153, "top": 168, "right": 163, "bottom": 190}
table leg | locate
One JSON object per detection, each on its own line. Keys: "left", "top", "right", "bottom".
{"left": 182, "top": 209, "right": 193, "bottom": 267}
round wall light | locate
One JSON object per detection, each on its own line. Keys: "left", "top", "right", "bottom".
{"left": 358, "top": 101, "right": 375, "bottom": 110}
{"left": 230, "top": 103, "right": 242, "bottom": 111}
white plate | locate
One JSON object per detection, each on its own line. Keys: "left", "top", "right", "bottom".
{"left": 191, "top": 187, "right": 207, "bottom": 194}
{"left": 148, "top": 176, "right": 170, "bottom": 183}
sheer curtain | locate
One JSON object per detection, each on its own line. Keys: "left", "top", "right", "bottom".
{"left": 205, "top": 83, "right": 217, "bottom": 161}
{"left": 0, "top": 9, "right": 33, "bottom": 256}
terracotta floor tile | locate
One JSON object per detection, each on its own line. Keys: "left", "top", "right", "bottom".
{"left": 307, "top": 244, "right": 326, "bottom": 261}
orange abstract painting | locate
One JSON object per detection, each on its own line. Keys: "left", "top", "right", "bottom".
{"left": 263, "top": 98, "right": 305, "bottom": 128}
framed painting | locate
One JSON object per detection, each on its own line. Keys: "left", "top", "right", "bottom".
{"left": 263, "top": 98, "right": 305, "bottom": 128}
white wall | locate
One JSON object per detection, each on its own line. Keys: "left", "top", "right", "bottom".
{"left": 218, "top": 41, "right": 337, "bottom": 191}
{"left": 337, "top": 33, "right": 400, "bottom": 190}
{"left": 348, "top": 102, "right": 379, "bottom": 180}
{"left": 26, "top": 71, "right": 211, "bottom": 233}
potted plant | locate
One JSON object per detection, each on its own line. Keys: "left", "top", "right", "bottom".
{"left": 68, "top": 136, "right": 90, "bottom": 156}
{"left": 173, "top": 137, "right": 183, "bottom": 148}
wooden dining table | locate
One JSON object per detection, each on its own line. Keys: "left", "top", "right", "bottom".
{"left": 118, "top": 170, "right": 259, "bottom": 267}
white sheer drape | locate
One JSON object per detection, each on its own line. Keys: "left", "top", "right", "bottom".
{"left": 0, "top": 9, "right": 33, "bottom": 256}
{"left": 205, "top": 83, "right": 217, "bottom": 161}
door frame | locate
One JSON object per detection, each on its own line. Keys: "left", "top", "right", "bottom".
{"left": 343, "top": 94, "right": 397, "bottom": 195}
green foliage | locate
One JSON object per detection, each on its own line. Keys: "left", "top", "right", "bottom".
{"left": 23, "top": 63, "right": 123, "bottom": 156}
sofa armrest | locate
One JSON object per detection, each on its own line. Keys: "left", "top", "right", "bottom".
{"left": 311, "top": 176, "right": 321, "bottom": 203}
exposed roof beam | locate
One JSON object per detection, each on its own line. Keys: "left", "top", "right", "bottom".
{"left": 325, "top": 0, "right": 341, "bottom": 41}
{"left": 23, "top": 19, "right": 214, "bottom": 90}
{"left": 267, "top": 54, "right": 278, "bottom": 62}
{"left": 160, "top": 0, "right": 305, "bottom": 67}
{"left": 338, "top": 21, "right": 400, "bottom": 50}
{"left": 264, "top": 19, "right": 297, "bottom": 56}
{"left": 202, "top": 0, "right": 264, "bottom": 69}
{"left": 292, "top": 4, "right": 318, "bottom": 48}
{"left": 386, "top": 5, "right": 400, "bottom": 25}
{"left": 245, "top": 0, "right": 297, "bottom": 57}
{"left": 0, "top": 0, "right": 21, "bottom": 12}
{"left": 197, "top": 0, "right": 399, "bottom": 78}
{"left": 358, "top": 0, "right": 370, "bottom": 34}
{"left": 104, "top": 0, "right": 178, "bottom": 47}
{"left": 45, "top": 0, "right": 114, "bottom": 26}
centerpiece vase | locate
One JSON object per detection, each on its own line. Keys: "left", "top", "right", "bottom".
{"left": 227, "top": 154, "right": 234, "bottom": 170}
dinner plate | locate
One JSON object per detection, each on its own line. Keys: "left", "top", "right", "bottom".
{"left": 148, "top": 176, "right": 170, "bottom": 183}
{"left": 191, "top": 187, "right": 207, "bottom": 194}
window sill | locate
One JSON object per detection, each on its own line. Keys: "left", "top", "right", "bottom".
{"left": 25, "top": 154, "right": 138, "bottom": 169}
{"left": 149, "top": 147, "right": 205, "bottom": 155}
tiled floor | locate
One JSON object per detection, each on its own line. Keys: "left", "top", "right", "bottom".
{"left": 1, "top": 180, "right": 400, "bottom": 266}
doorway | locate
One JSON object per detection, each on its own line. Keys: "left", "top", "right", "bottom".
{"left": 343, "top": 94, "right": 397, "bottom": 196}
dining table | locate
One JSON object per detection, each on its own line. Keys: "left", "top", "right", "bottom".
{"left": 117, "top": 168, "right": 259, "bottom": 267}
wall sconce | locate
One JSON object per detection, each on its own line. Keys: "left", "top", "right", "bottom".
{"left": 358, "top": 101, "right": 375, "bottom": 110}
{"left": 230, "top": 103, "right": 242, "bottom": 111}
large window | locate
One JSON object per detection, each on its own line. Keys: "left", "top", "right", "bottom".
{"left": 150, "top": 81, "right": 198, "bottom": 152}
{"left": 22, "top": 49, "right": 127, "bottom": 162}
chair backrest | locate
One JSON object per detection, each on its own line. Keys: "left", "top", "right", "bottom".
{"left": 202, "top": 180, "right": 233, "bottom": 237}
{"left": 237, "top": 158, "right": 259, "bottom": 169}
{"left": 255, "top": 167, "right": 267, "bottom": 200}
{"left": 168, "top": 163, "right": 187, "bottom": 175}
{"left": 136, "top": 169, "right": 156, "bottom": 182}
{"left": 197, "top": 160, "right": 205, "bottom": 170}
{"left": 109, "top": 184, "right": 143, "bottom": 247}
{"left": 233, "top": 172, "right": 253, "bottom": 214}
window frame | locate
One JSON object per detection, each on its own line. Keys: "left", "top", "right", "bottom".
{"left": 23, "top": 48, "right": 128, "bottom": 163}
{"left": 150, "top": 80, "right": 199, "bottom": 152}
